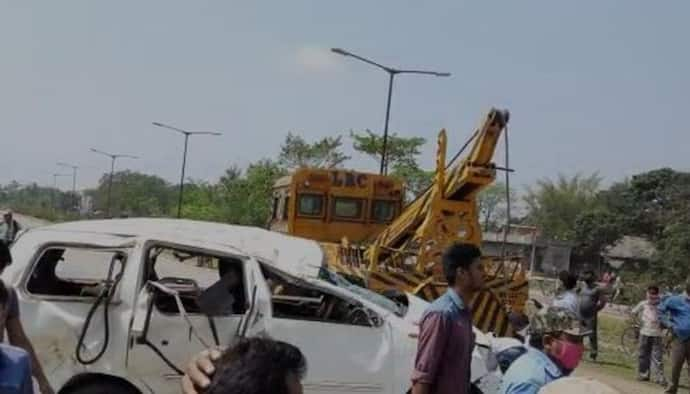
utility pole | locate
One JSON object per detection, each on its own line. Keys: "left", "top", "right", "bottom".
{"left": 331, "top": 48, "right": 450, "bottom": 175}
{"left": 152, "top": 122, "right": 222, "bottom": 218}
{"left": 90, "top": 148, "right": 138, "bottom": 218}
{"left": 52, "top": 173, "right": 70, "bottom": 213}
{"left": 57, "top": 162, "right": 79, "bottom": 211}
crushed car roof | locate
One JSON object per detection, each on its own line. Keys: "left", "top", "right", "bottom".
{"left": 32, "top": 218, "right": 325, "bottom": 279}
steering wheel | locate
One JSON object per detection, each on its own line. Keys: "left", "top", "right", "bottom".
{"left": 347, "top": 306, "right": 374, "bottom": 327}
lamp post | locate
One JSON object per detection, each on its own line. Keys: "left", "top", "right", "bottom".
{"left": 152, "top": 122, "right": 222, "bottom": 218}
{"left": 331, "top": 48, "right": 450, "bottom": 175}
{"left": 57, "top": 162, "right": 79, "bottom": 211}
{"left": 90, "top": 148, "right": 138, "bottom": 218}
{"left": 52, "top": 173, "right": 71, "bottom": 212}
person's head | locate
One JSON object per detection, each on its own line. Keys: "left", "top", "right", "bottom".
{"left": 218, "top": 257, "right": 243, "bottom": 288}
{"left": 685, "top": 280, "right": 690, "bottom": 297}
{"left": 3, "top": 211, "right": 11, "bottom": 223}
{"left": 647, "top": 285, "right": 661, "bottom": 304}
{"left": 558, "top": 270, "right": 578, "bottom": 291}
{"left": 206, "top": 337, "right": 307, "bottom": 394}
{"left": 442, "top": 243, "right": 483, "bottom": 294}
{"left": 0, "top": 242, "right": 12, "bottom": 274}
{"left": 529, "top": 307, "right": 589, "bottom": 373}
{"left": 581, "top": 270, "right": 596, "bottom": 285}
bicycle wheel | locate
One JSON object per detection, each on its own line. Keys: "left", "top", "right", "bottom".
{"left": 621, "top": 326, "right": 640, "bottom": 357}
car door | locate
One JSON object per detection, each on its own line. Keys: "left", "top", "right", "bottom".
{"left": 263, "top": 270, "right": 394, "bottom": 394}
{"left": 126, "top": 246, "right": 271, "bottom": 393}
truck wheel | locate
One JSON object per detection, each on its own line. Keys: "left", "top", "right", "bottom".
{"left": 66, "top": 380, "right": 140, "bottom": 394}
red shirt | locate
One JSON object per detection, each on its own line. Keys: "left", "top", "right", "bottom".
{"left": 412, "top": 289, "right": 475, "bottom": 394}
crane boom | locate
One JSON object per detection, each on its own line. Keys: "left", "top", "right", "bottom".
{"left": 365, "top": 108, "right": 508, "bottom": 269}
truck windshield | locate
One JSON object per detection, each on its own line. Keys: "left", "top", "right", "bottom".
{"left": 319, "top": 268, "right": 405, "bottom": 317}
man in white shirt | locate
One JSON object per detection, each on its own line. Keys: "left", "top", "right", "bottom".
{"left": 0, "top": 211, "right": 21, "bottom": 245}
{"left": 551, "top": 271, "right": 579, "bottom": 317}
{"left": 631, "top": 285, "right": 667, "bottom": 386}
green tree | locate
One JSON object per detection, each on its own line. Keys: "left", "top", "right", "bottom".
{"left": 0, "top": 182, "right": 75, "bottom": 221}
{"left": 90, "top": 171, "right": 174, "bottom": 217}
{"left": 478, "top": 182, "right": 515, "bottom": 231}
{"left": 523, "top": 173, "right": 602, "bottom": 241}
{"left": 278, "top": 133, "right": 350, "bottom": 169}
{"left": 652, "top": 219, "right": 690, "bottom": 282}
{"left": 350, "top": 130, "right": 431, "bottom": 198}
{"left": 572, "top": 208, "right": 623, "bottom": 264}
{"left": 215, "top": 160, "right": 286, "bottom": 226}
{"left": 350, "top": 129, "right": 426, "bottom": 170}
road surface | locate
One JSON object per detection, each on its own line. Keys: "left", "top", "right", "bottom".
{"left": 576, "top": 363, "right": 664, "bottom": 394}
{"left": 0, "top": 209, "right": 51, "bottom": 230}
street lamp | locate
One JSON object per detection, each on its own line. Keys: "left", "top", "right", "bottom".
{"left": 90, "top": 148, "right": 138, "bottom": 218}
{"left": 331, "top": 47, "right": 451, "bottom": 175}
{"left": 52, "top": 173, "right": 71, "bottom": 212}
{"left": 57, "top": 162, "right": 79, "bottom": 211}
{"left": 152, "top": 122, "right": 222, "bottom": 218}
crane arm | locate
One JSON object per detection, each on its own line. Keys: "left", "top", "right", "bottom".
{"left": 366, "top": 108, "right": 509, "bottom": 261}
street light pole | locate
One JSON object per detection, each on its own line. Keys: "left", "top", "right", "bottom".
{"left": 178, "top": 133, "right": 189, "bottom": 219}
{"left": 152, "top": 122, "right": 222, "bottom": 218}
{"left": 90, "top": 148, "right": 138, "bottom": 218}
{"left": 57, "top": 162, "right": 79, "bottom": 211}
{"left": 52, "top": 173, "right": 70, "bottom": 212}
{"left": 331, "top": 48, "right": 451, "bottom": 175}
{"left": 382, "top": 72, "right": 394, "bottom": 174}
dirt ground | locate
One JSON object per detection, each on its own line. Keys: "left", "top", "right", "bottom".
{"left": 575, "top": 363, "right": 666, "bottom": 394}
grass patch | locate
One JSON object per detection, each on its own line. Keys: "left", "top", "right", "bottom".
{"left": 590, "top": 314, "right": 688, "bottom": 387}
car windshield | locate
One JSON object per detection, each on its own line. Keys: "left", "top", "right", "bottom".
{"left": 319, "top": 268, "right": 405, "bottom": 317}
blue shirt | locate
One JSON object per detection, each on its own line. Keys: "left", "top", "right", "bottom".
{"left": 658, "top": 295, "right": 690, "bottom": 341}
{"left": 551, "top": 290, "right": 579, "bottom": 318}
{"left": 0, "top": 344, "right": 34, "bottom": 394}
{"left": 498, "top": 347, "right": 563, "bottom": 394}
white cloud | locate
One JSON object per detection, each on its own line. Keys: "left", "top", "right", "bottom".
{"left": 293, "top": 45, "right": 342, "bottom": 73}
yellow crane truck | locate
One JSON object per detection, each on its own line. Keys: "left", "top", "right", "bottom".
{"left": 269, "top": 108, "right": 528, "bottom": 337}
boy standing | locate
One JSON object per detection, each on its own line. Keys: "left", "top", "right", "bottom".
{"left": 631, "top": 285, "right": 667, "bottom": 386}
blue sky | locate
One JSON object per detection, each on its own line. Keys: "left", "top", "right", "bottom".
{"left": 1, "top": 1, "right": 688, "bottom": 191}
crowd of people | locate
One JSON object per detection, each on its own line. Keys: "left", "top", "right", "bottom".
{"left": 180, "top": 244, "right": 621, "bottom": 394}
{"left": 0, "top": 215, "right": 688, "bottom": 394}
{"left": 548, "top": 267, "right": 690, "bottom": 394}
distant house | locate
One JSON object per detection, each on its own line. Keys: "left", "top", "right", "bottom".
{"left": 602, "top": 236, "right": 656, "bottom": 270}
{"left": 481, "top": 226, "right": 574, "bottom": 275}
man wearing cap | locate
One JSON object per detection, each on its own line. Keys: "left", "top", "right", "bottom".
{"left": 658, "top": 280, "right": 690, "bottom": 394}
{"left": 498, "top": 307, "right": 589, "bottom": 394}
{"left": 0, "top": 212, "right": 21, "bottom": 245}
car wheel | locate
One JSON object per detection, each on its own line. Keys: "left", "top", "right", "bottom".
{"left": 66, "top": 380, "right": 140, "bottom": 394}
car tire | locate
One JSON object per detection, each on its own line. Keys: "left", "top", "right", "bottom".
{"left": 66, "top": 380, "right": 140, "bottom": 394}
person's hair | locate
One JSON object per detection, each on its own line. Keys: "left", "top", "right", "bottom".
{"left": 529, "top": 333, "right": 544, "bottom": 350}
{"left": 647, "top": 285, "right": 659, "bottom": 294}
{"left": 0, "top": 242, "right": 12, "bottom": 267}
{"left": 685, "top": 280, "right": 690, "bottom": 295}
{"left": 558, "top": 270, "right": 578, "bottom": 290}
{"left": 218, "top": 257, "right": 243, "bottom": 278}
{"left": 442, "top": 243, "right": 481, "bottom": 286}
{"left": 206, "top": 337, "right": 307, "bottom": 394}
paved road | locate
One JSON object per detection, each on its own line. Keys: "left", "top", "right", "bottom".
{"left": 0, "top": 209, "right": 51, "bottom": 230}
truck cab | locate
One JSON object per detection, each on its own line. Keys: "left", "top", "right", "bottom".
{"left": 269, "top": 168, "right": 404, "bottom": 243}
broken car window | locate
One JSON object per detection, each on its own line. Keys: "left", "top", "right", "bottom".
{"left": 320, "top": 268, "right": 405, "bottom": 317}
{"left": 260, "top": 264, "right": 382, "bottom": 327}
{"left": 26, "top": 247, "right": 127, "bottom": 298}
{"left": 146, "top": 246, "right": 247, "bottom": 316}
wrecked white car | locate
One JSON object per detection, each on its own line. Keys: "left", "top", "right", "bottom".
{"left": 4, "top": 219, "right": 509, "bottom": 394}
